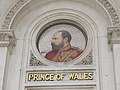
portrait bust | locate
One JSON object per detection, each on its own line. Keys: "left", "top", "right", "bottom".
{"left": 45, "top": 30, "right": 83, "bottom": 62}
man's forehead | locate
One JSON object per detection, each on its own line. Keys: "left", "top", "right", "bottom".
{"left": 53, "top": 32, "right": 62, "bottom": 37}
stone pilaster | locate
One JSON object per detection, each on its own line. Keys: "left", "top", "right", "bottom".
{"left": 0, "top": 30, "right": 16, "bottom": 90}
{"left": 107, "top": 27, "right": 120, "bottom": 90}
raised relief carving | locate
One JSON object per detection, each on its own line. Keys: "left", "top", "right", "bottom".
{"left": 97, "top": 0, "right": 120, "bottom": 26}
{"left": 1, "top": 0, "right": 120, "bottom": 30}
{"left": 30, "top": 51, "right": 47, "bottom": 66}
{"left": 1, "top": 0, "right": 31, "bottom": 30}
{"left": 0, "top": 31, "right": 16, "bottom": 53}
{"left": 75, "top": 51, "right": 93, "bottom": 65}
{"left": 107, "top": 27, "right": 120, "bottom": 44}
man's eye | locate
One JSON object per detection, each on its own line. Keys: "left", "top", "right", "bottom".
{"left": 53, "top": 38, "right": 57, "bottom": 40}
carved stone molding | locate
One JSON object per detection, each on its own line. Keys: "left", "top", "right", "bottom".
{"left": 75, "top": 51, "right": 93, "bottom": 65}
{"left": 1, "top": 0, "right": 31, "bottom": 30}
{"left": 29, "top": 51, "right": 47, "bottom": 66}
{"left": 1, "top": 0, "right": 120, "bottom": 30}
{"left": 0, "top": 30, "right": 16, "bottom": 54}
{"left": 97, "top": 0, "right": 120, "bottom": 26}
{"left": 107, "top": 27, "right": 120, "bottom": 45}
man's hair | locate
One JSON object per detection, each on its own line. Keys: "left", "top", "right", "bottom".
{"left": 58, "top": 30, "right": 72, "bottom": 42}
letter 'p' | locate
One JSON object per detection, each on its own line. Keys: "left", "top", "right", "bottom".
{"left": 28, "top": 74, "right": 34, "bottom": 81}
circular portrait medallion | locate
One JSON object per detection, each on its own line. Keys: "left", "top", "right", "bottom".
{"left": 37, "top": 23, "right": 87, "bottom": 62}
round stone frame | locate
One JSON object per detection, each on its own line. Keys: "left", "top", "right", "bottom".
{"left": 30, "top": 11, "right": 94, "bottom": 66}
{"left": 36, "top": 19, "right": 88, "bottom": 62}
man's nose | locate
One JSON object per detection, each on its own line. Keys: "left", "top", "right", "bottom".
{"left": 52, "top": 38, "right": 56, "bottom": 42}
{"left": 51, "top": 39, "right": 54, "bottom": 43}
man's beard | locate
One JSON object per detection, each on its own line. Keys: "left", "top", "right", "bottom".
{"left": 51, "top": 42, "right": 64, "bottom": 51}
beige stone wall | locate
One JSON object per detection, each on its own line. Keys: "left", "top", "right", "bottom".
{"left": 0, "top": 0, "right": 120, "bottom": 90}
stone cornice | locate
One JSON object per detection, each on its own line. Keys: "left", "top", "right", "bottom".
{"left": 107, "top": 27, "right": 120, "bottom": 44}
{"left": 0, "top": 30, "right": 16, "bottom": 53}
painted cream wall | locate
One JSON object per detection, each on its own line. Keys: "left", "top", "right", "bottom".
{"left": 0, "top": 0, "right": 120, "bottom": 90}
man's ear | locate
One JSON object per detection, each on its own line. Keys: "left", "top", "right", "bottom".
{"left": 63, "top": 37, "right": 68, "bottom": 42}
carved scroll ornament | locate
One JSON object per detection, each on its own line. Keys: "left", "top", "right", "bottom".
{"left": 0, "top": 31, "right": 16, "bottom": 53}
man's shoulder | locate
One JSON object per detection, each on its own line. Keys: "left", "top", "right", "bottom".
{"left": 45, "top": 50, "right": 59, "bottom": 57}
{"left": 71, "top": 46, "right": 83, "bottom": 53}
{"left": 46, "top": 50, "right": 57, "bottom": 55}
{"left": 45, "top": 50, "right": 58, "bottom": 60}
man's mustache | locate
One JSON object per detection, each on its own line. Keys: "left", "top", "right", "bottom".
{"left": 51, "top": 43, "right": 56, "bottom": 46}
